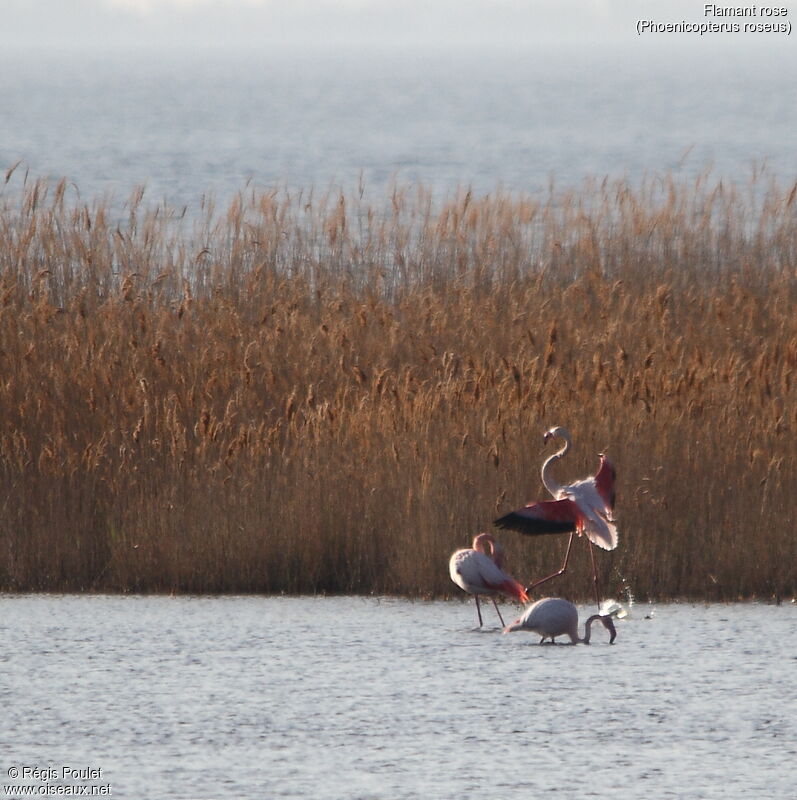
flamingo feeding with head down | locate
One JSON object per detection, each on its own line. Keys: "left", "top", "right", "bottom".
{"left": 449, "top": 533, "right": 530, "bottom": 627}
{"left": 493, "top": 426, "right": 618, "bottom": 606}
{"left": 502, "top": 597, "right": 617, "bottom": 644}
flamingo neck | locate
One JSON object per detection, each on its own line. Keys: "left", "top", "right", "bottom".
{"left": 473, "top": 533, "right": 504, "bottom": 567}
{"left": 473, "top": 533, "right": 492, "bottom": 554}
{"left": 581, "top": 614, "right": 602, "bottom": 644}
{"left": 541, "top": 433, "right": 570, "bottom": 497}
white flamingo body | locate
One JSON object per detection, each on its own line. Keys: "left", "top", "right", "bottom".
{"left": 502, "top": 597, "right": 616, "bottom": 644}
{"left": 449, "top": 550, "right": 510, "bottom": 597}
{"left": 449, "top": 533, "right": 529, "bottom": 627}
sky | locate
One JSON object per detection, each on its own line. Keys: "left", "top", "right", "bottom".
{"left": 3, "top": 0, "right": 777, "bottom": 50}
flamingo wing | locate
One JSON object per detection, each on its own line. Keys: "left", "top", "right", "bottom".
{"left": 493, "top": 499, "right": 579, "bottom": 536}
{"left": 450, "top": 550, "right": 528, "bottom": 603}
{"left": 594, "top": 454, "right": 616, "bottom": 511}
{"left": 581, "top": 513, "right": 619, "bottom": 550}
{"left": 565, "top": 480, "right": 619, "bottom": 551}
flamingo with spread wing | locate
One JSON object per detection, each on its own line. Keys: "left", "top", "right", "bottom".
{"left": 494, "top": 426, "right": 618, "bottom": 606}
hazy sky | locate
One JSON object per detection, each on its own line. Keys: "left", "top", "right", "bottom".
{"left": 2, "top": 0, "right": 769, "bottom": 49}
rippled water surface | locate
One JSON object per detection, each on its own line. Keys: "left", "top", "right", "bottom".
{"left": 2, "top": 596, "right": 796, "bottom": 799}
{"left": 2, "top": 44, "right": 797, "bottom": 209}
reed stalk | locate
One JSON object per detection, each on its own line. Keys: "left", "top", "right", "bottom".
{"left": 1, "top": 172, "right": 795, "bottom": 600}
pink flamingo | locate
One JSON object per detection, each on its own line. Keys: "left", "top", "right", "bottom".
{"left": 502, "top": 597, "right": 617, "bottom": 644}
{"left": 494, "top": 426, "right": 618, "bottom": 606}
{"left": 449, "top": 533, "right": 530, "bottom": 627}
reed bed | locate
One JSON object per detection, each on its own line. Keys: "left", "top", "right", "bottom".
{"left": 0, "top": 171, "right": 795, "bottom": 600}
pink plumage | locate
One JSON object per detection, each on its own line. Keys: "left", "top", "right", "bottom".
{"left": 494, "top": 426, "right": 619, "bottom": 606}
{"left": 449, "top": 533, "right": 529, "bottom": 627}
{"left": 495, "top": 435, "right": 618, "bottom": 551}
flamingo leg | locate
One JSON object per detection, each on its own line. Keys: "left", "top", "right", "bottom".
{"left": 474, "top": 595, "right": 484, "bottom": 627}
{"left": 525, "top": 533, "right": 574, "bottom": 594}
{"left": 490, "top": 596, "right": 506, "bottom": 627}
{"left": 587, "top": 537, "right": 601, "bottom": 608}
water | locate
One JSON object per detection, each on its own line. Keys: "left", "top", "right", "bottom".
{"left": 2, "top": 596, "right": 796, "bottom": 799}
{"left": 2, "top": 43, "right": 797, "bottom": 212}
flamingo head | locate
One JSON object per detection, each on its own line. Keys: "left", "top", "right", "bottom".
{"left": 543, "top": 425, "right": 570, "bottom": 445}
{"left": 600, "top": 614, "right": 617, "bottom": 644}
{"left": 471, "top": 532, "right": 495, "bottom": 553}
{"left": 472, "top": 532, "right": 504, "bottom": 566}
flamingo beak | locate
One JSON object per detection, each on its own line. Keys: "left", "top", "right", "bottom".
{"left": 543, "top": 431, "right": 552, "bottom": 444}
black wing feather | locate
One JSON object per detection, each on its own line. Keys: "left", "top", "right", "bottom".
{"left": 493, "top": 512, "right": 576, "bottom": 536}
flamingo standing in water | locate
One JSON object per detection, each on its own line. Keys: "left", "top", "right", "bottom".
{"left": 502, "top": 597, "right": 617, "bottom": 644}
{"left": 494, "top": 426, "right": 618, "bottom": 606}
{"left": 449, "top": 533, "right": 529, "bottom": 627}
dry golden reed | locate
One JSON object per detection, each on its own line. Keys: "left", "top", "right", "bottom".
{"left": 0, "top": 171, "right": 795, "bottom": 600}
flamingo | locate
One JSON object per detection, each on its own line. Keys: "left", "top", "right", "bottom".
{"left": 493, "top": 426, "right": 617, "bottom": 606}
{"left": 502, "top": 597, "right": 617, "bottom": 644}
{"left": 449, "top": 533, "right": 530, "bottom": 627}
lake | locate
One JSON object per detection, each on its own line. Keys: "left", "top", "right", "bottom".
{"left": 2, "top": 42, "right": 797, "bottom": 211}
{"left": 2, "top": 595, "right": 795, "bottom": 799}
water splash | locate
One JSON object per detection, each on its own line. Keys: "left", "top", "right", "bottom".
{"left": 600, "top": 598, "right": 629, "bottom": 619}
{"left": 600, "top": 573, "right": 636, "bottom": 618}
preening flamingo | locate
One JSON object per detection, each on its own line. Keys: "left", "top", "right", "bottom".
{"left": 502, "top": 597, "right": 617, "bottom": 644}
{"left": 494, "top": 426, "right": 618, "bottom": 606}
{"left": 449, "top": 533, "right": 529, "bottom": 627}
